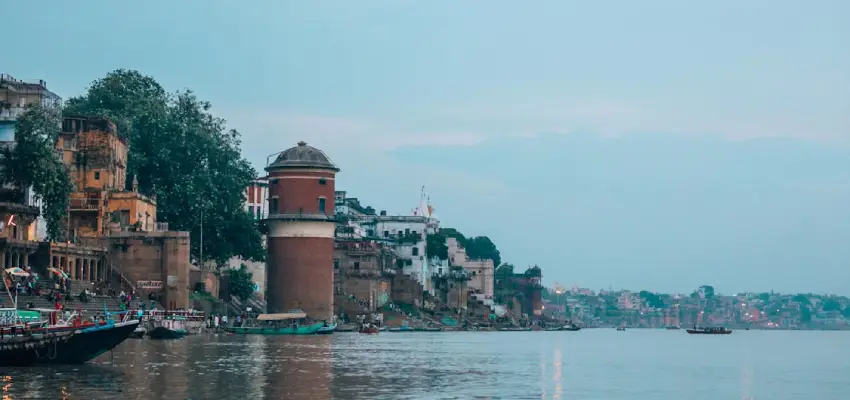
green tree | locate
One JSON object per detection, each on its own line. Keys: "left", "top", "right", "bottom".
{"left": 792, "top": 294, "right": 810, "bottom": 305}
{"left": 228, "top": 264, "right": 256, "bottom": 301}
{"left": 0, "top": 103, "right": 73, "bottom": 240}
{"left": 699, "top": 285, "right": 715, "bottom": 299}
{"left": 65, "top": 70, "right": 264, "bottom": 265}
{"left": 426, "top": 233, "right": 448, "bottom": 260}
{"left": 800, "top": 306, "right": 812, "bottom": 323}
{"left": 822, "top": 299, "right": 842, "bottom": 312}
{"left": 639, "top": 290, "right": 665, "bottom": 309}
{"left": 465, "top": 236, "right": 501, "bottom": 266}
{"left": 842, "top": 307, "right": 850, "bottom": 319}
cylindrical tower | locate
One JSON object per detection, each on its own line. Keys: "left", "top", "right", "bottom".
{"left": 264, "top": 141, "right": 339, "bottom": 322}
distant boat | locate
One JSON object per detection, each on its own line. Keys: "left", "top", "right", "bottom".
{"left": 359, "top": 325, "right": 380, "bottom": 334}
{"left": 499, "top": 327, "right": 532, "bottom": 332}
{"left": 225, "top": 311, "right": 324, "bottom": 335}
{"left": 665, "top": 326, "right": 681, "bottom": 330}
{"left": 616, "top": 327, "right": 626, "bottom": 331}
{"left": 686, "top": 326, "right": 732, "bottom": 335}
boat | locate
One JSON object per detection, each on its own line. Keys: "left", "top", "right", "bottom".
{"left": 665, "top": 326, "right": 681, "bottom": 330}
{"left": 224, "top": 311, "right": 325, "bottom": 335}
{"left": 359, "top": 325, "right": 380, "bottom": 334}
{"left": 149, "top": 318, "right": 188, "bottom": 339}
{"left": 316, "top": 323, "right": 337, "bottom": 334}
{"left": 616, "top": 327, "right": 626, "bottom": 331}
{"left": 387, "top": 326, "right": 443, "bottom": 332}
{"left": 498, "top": 327, "right": 532, "bottom": 331}
{"left": 0, "top": 309, "right": 140, "bottom": 366}
{"left": 129, "top": 326, "right": 147, "bottom": 338}
{"left": 686, "top": 326, "right": 732, "bottom": 335}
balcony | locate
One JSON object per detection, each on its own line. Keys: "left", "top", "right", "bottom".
{"left": 0, "top": 106, "right": 25, "bottom": 122}
{"left": 69, "top": 198, "right": 100, "bottom": 211}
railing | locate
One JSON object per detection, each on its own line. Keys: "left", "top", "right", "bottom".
{"left": 0, "top": 106, "right": 25, "bottom": 122}
{"left": 69, "top": 198, "right": 100, "bottom": 210}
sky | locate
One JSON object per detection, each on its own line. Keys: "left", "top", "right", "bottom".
{"left": 4, "top": 1, "right": 849, "bottom": 294}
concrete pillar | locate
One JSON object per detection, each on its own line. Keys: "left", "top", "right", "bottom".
{"left": 23, "top": 253, "right": 29, "bottom": 269}
{"left": 0, "top": 251, "right": 5, "bottom": 269}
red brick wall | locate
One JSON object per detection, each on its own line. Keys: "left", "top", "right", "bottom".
{"left": 267, "top": 170, "right": 336, "bottom": 215}
{"left": 267, "top": 236, "right": 334, "bottom": 321}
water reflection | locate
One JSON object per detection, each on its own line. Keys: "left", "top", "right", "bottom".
{"left": 0, "top": 331, "right": 845, "bottom": 399}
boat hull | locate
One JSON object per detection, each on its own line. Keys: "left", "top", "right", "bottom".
{"left": 316, "top": 324, "right": 337, "bottom": 334}
{"left": 0, "top": 320, "right": 139, "bottom": 366}
{"left": 149, "top": 326, "right": 187, "bottom": 339}
{"left": 225, "top": 322, "right": 325, "bottom": 335}
{"left": 686, "top": 329, "right": 732, "bottom": 335}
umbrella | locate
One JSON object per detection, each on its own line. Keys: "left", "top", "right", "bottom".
{"left": 47, "top": 267, "right": 69, "bottom": 279}
{"left": 4, "top": 267, "right": 29, "bottom": 277}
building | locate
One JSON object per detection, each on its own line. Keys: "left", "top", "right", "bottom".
{"left": 0, "top": 74, "right": 61, "bottom": 241}
{"left": 447, "top": 237, "right": 494, "bottom": 298}
{"left": 333, "top": 239, "right": 395, "bottom": 314}
{"left": 0, "top": 74, "right": 60, "bottom": 142}
{"left": 264, "top": 141, "right": 339, "bottom": 321}
{"left": 245, "top": 177, "right": 269, "bottom": 221}
{"left": 56, "top": 115, "right": 158, "bottom": 239}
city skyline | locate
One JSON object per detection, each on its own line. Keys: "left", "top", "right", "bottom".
{"left": 4, "top": 1, "right": 848, "bottom": 293}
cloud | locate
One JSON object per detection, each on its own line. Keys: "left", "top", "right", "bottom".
{"left": 224, "top": 109, "right": 485, "bottom": 169}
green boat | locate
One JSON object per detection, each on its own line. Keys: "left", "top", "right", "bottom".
{"left": 224, "top": 311, "right": 325, "bottom": 335}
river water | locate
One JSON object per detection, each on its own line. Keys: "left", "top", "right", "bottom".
{"left": 1, "top": 329, "right": 847, "bottom": 399}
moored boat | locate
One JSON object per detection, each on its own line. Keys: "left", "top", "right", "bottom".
{"left": 359, "top": 324, "right": 380, "bottom": 334}
{"left": 686, "top": 326, "right": 732, "bottom": 335}
{"left": 316, "top": 323, "right": 337, "bottom": 334}
{"left": 225, "top": 311, "right": 325, "bottom": 335}
{"left": 498, "top": 327, "right": 532, "bottom": 331}
{"left": 666, "top": 325, "right": 681, "bottom": 330}
{"left": 149, "top": 318, "right": 188, "bottom": 339}
{"left": 616, "top": 327, "right": 626, "bottom": 331}
{"left": 0, "top": 315, "right": 140, "bottom": 366}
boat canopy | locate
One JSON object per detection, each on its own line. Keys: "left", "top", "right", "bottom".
{"left": 257, "top": 312, "right": 306, "bottom": 321}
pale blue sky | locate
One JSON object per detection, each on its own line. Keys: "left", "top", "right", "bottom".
{"left": 5, "top": 1, "right": 849, "bottom": 294}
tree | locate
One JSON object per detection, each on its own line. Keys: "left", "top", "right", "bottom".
{"left": 822, "top": 299, "right": 842, "bottom": 312}
{"left": 0, "top": 103, "right": 73, "bottom": 240}
{"left": 228, "top": 264, "right": 255, "bottom": 301}
{"left": 465, "top": 236, "right": 501, "bottom": 266}
{"left": 426, "top": 233, "right": 448, "bottom": 260}
{"left": 65, "top": 70, "right": 264, "bottom": 265}
{"left": 800, "top": 306, "right": 812, "bottom": 323}
{"left": 842, "top": 307, "right": 850, "bottom": 319}
{"left": 700, "top": 285, "right": 715, "bottom": 299}
{"left": 639, "top": 290, "right": 665, "bottom": 309}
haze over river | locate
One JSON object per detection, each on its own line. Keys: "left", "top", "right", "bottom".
{"left": 2, "top": 330, "right": 847, "bottom": 399}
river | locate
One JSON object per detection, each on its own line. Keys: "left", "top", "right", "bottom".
{"left": 1, "top": 329, "right": 847, "bottom": 399}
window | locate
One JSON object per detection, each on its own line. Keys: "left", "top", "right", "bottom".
{"left": 270, "top": 197, "right": 279, "bottom": 214}
{"left": 318, "top": 197, "right": 326, "bottom": 213}
{"left": 94, "top": 171, "right": 100, "bottom": 180}
{"left": 334, "top": 260, "right": 340, "bottom": 269}
{"left": 248, "top": 206, "right": 254, "bottom": 216}
{"left": 405, "top": 228, "right": 410, "bottom": 235}
{"left": 353, "top": 262, "right": 360, "bottom": 270}
{"left": 412, "top": 247, "right": 419, "bottom": 256}
{"left": 319, "top": 178, "right": 327, "bottom": 185}
{"left": 383, "top": 230, "right": 389, "bottom": 238}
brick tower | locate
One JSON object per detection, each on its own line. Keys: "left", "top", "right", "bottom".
{"left": 264, "top": 141, "right": 339, "bottom": 322}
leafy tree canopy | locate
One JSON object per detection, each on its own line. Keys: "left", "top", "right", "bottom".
{"left": 699, "top": 285, "right": 715, "bottom": 299}
{"left": 432, "top": 227, "right": 501, "bottom": 266}
{"left": 425, "top": 233, "right": 448, "bottom": 260}
{"left": 639, "top": 290, "right": 665, "bottom": 309}
{"left": 64, "top": 70, "right": 263, "bottom": 266}
{"left": 0, "top": 103, "right": 73, "bottom": 241}
{"left": 228, "top": 264, "right": 256, "bottom": 301}
{"left": 821, "top": 299, "right": 842, "bottom": 312}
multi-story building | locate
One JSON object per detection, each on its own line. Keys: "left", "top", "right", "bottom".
{"left": 244, "top": 177, "right": 269, "bottom": 221}
{"left": 0, "top": 74, "right": 61, "bottom": 242}
{"left": 56, "top": 115, "right": 158, "bottom": 239}
{"left": 446, "top": 237, "right": 494, "bottom": 298}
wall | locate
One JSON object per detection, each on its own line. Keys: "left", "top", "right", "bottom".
{"left": 102, "top": 231, "right": 191, "bottom": 309}
{"left": 107, "top": 192, "right": 157, "bottom": 230}
{"left": 267, "top": 169, "right": 336, "bottom": 215}
{"left": 463, "top": 259, "right": 495, "bottom": 298}
{"left": 266, "top": 236, "right": 335, "bottom": 321}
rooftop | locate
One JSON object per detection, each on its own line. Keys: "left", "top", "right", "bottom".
{"left": 266, "top": 141, "right": 339, "bottom": 171}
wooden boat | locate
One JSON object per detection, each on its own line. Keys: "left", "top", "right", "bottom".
{"left": 316, "top": 323, "right": 337, "bottom": 334}
{"left": 359, "top": 325, "right": 380, "bottom": 334}
{"left": 498, "top": 327, "right": 532, "bottom": 331}
{"left": 387, "top": 326, "right": 443, "bottom": 332}
{"left": 149, "top": 318, "right": 187, "bottom": 339}
{"left": 129, "top": 326, "right": 146, "bottom": 338}
{"left": 0, "top": 309, "right": 140, "bottom": 366}
{"left": 616, "top": 327, "right": 626, "bottom": 331}
{"left": 225, "top": 311, "right": 325, "bottom": 335}
{"left": 686, "top": 326, "right": 732, "bottom": 335}
{"left": 665, "top": 326, "right": 681, "bottom": 330}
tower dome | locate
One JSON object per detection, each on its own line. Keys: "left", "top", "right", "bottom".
{"left": 267, "top": 141, "right": 339, "bottom": 171}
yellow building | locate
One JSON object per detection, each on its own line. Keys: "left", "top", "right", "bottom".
{"left": 58, "top": 115, "right": 158, "bottom": 238}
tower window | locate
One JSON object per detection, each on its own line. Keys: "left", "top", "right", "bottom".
{"left": 318, "top": 197, "right": 326, "bottom": 213}
{"left": 319, "top": 178, "right": 327, "bottom": 185}
{"left": 270, "top": 197, "right": 279, "bottom": 214}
